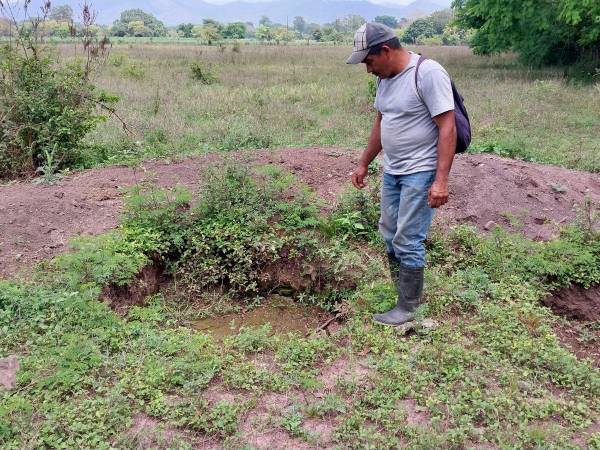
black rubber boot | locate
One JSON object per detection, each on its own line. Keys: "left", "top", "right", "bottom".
{"left": 373, "top": 265, "right": 424, "bottom": 326}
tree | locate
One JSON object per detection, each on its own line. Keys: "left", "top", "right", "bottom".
{"left": 311, "top": 27, "right": 322, "bottom": 42}
{"left": 222, "top": 22, "right": 246, "bottom": 39}
{"left": 128, "top": 20, "right": 151, "bottom": 37}
{"left": 293, "top": 16, "right": 306, "bottom": 34}
{"left": 49, "top": 5, "right": 73, "bottom": 22}
{"left": 401, "top": 17, "right": 438, "bottom": 43}
{"left": 255, "top": 24, "right": 273, "bottom": 42}
{"left": 334, "top": 15, "right": 365, "bottom": 33}
{"left": 176, "top": 23, "right": 194, "bottom": 38}
{"left": 202, "top": 19, "right": 222, "bottom": 30}
{"left": 0, "top": 17, "right": 12, "bottom": 36}
{"left": 199, "top": 24, "right": 222, "bottom": 44}
{"left": 321, "top": 26, "right": 344, "bottom": 43}
{"left": 430, "top": 9, "right": 453, "bottom": 33}
{"left": 273, "top": 27, "right": 294, "bottom": 44}
{"left": 111, "top": 9, "right": 166, "bottom": 37}
{"left": 453, "top": 0, "right": 600, "bottom": 68}
{"left": 374, "top": 15, "right": 398, "bottom": 29}
{"left": 259, "top": 16, "right": 272, "bottom": 27}
{"left": 244, "top": 22, "right": 255, "bottom": 38}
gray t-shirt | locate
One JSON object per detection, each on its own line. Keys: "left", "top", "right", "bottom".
{"left": 374, "top": 52, "right": 454, "bottom": 175}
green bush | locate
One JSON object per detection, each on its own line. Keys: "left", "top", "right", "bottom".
{"left": 121, "top": 61, "right": 145, "bottom": 80}
{"left": 120, "top": 184, "right": 192, "bottom": 261}
{"left": 190, "top": 61, "right": 216, "bottom": 84}
{"left": 178, "top": 219, "right": 283, "bottom": 297}
{"left": 0, "top": 47, "right": 109, "bottom": 180}
{"left": 327, "top": 179, "right": 381, "bottom": 244}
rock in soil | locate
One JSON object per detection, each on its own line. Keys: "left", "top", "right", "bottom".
{"left": 0, "top": 356, "right": 19, "bottom": 390}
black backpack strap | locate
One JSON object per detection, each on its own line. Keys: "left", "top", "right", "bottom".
{"left": 414, "top": 55, "right": 428, "bottom": 103}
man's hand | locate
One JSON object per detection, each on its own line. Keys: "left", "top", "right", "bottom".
{"left": 428, "top": 179, "right": 449, "bottom": 208}
{"left": 351, "top": 164, "right": 369, "bottom": 189}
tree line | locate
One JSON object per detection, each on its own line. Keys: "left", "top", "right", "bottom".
{"left": 0, "top": 7, "right": 462, "bottom": 46}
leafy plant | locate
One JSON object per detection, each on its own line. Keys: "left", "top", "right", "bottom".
{"left": 327, "top": 181, "right": 381, "bottom": 243}
{"left": 0, "top": 2, "right": 118, "bottom": 180}
{"left": 190, "top": 61, "right": 216, "bottom": 84}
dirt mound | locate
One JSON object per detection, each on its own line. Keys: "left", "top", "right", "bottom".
{"left": 100, "top": 262, "right": 164, "bottom": 312}
{"left": 542, "top": 284, "right": 600, "bottom": 322}
{"left": 1, "top": 147, "right": 599, "bottom": 278}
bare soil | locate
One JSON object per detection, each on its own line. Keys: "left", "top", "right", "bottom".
{"left": 1, "top": 147, "right": 599, "bottom": 279}
{"left": 543, "top": 284, "right": 600, "bottom": 322}
{"left": 553, "top": 319, "right": 600, "bottom": 368}
{"left": 0, "top": 355, "right": 19, "bottom": 390}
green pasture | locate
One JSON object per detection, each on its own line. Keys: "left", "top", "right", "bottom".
{"left": 68, "top": 43, "right": 600, "bottom": 172}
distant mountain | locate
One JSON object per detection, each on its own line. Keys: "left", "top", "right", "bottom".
{"left": 19, "top": 0, "right": 450, "bottom": 26}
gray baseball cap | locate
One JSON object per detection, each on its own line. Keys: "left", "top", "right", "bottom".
{"left": 346, "top": 22, "right": 396, "bottom": 64}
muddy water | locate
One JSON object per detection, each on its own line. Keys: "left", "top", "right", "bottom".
{"left": 192, "top": 295, "right": 330, "bottom": 339}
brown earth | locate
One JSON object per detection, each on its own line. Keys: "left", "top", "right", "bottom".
{"left": 543, "top": 284, "right": 600, "bottom": 322}
{"left": 0, "top": 355, "right": 19, "bottom": 390}
{"left": 544, "top": 284, "right": 600, "bottom": 367}
{"left": 1, "top": 147, "right": 599, "bottom": 279}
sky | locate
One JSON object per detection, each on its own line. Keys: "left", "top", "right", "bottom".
{"left": 204, "top": 0, "right": 418, "bottom": 4}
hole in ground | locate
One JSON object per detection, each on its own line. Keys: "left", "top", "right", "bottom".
{"left": 542, "top": 284, "right": 600, "bottom": 322}
{"left": 100, "top": 262, "right": 338, "bottom": 337}
{"left": 192, "top": 294, "right": 333, "bottom": 339}
{"left": 543, "top": 284, "right": 600, "bottom": 367}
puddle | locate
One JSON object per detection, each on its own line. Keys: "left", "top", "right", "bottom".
{"left": 192, "top": 295, "right": 330, "bottom": 339}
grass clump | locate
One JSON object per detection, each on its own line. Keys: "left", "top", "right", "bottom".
{"left": 40, "top": 164, "right": 366, "bottom": 307}
{"left": 189, "top": 61, "right": 216, "bottom": 84}
{"left": 175, "top": 164, "right": 360, "bottom": 301}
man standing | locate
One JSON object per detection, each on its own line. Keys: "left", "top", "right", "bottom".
{"left": 348, "top": 23, "right": 457, "bottom": 326}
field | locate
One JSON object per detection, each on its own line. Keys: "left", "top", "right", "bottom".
{"left": 1, "top": 43, "right": 600, "bottom": 449}
{"left": 75, "top": 43, "right": 600, "bottom": 172}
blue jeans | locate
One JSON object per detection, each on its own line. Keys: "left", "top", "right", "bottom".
{"left": 379, "top": 170, "right": 436, "bottom": 269}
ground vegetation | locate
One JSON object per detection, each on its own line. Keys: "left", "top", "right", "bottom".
{"left": 75, "top": 44, "right": 600, "bottom": 174}
{"left": 1, "top": 164, "right": 599, "bottom": 448}
{"left": 0, "top": 1, "right": 118, "bottom": 181}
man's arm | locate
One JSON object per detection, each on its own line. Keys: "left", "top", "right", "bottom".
{"left": 352, "top": 112, "right": 382, "bottom": 189}
{"left": 429, "top": 110, "right": 456, "bottom": 208}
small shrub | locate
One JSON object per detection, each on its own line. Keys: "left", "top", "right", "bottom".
{"left": 108, "top": 53, "right": 126, "bottom": 67}
{"left": 0, "top": 50, "right": 109, "bottom": 180}
{"left": 120, "top": 184, "right": 192, "bottom": 261}
{"left": 327, "top": 180, "right": 381, "bottom": 243}
{"left": 190, "top": 62, "right": 216, "bottom": 84}
{"left": 0, "top": 5, "right": 117, "bottom": 181}
{"left": 122, "top": 62, "right": 145, "bottom": 80}
{"left": 178, "top": 220, "right": 284, "bottom": 297}
{"left": 51, "top": 232, "right": 150, "bottom": 290}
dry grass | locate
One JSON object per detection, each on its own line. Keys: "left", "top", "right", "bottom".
{"left": 56, "top": 43, "right": 600, "bottom": 172}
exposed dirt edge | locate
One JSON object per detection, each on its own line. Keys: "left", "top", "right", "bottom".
{"left": 542, "top": 284, "right": 600, "bottom": 321}
{"left": 100, "top": 261, "right": 164, "bottom": 312}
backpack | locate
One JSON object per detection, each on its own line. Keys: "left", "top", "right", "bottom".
{"left": 415, "top": 55, "right": 471, "bottom": 153}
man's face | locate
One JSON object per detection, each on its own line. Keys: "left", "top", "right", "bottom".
{"left": 363, "top": 47, "right": 392, "bottom": 78}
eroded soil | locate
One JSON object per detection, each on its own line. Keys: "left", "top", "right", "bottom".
{"left": 2, "top": 148, "right": 600, "bottom": 449}
{"left": 1, "top": 147, "right": 599, "bottom": 279}
{"left": 543, "top": 284, "right": 600, "bottom": 322}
